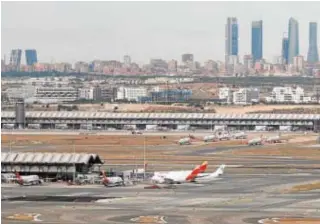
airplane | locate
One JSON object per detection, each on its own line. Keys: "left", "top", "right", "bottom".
{"left": 151, "top": 161, "right": 208, "bottom": 184}
{"left": 203, "top": 135, "right": 218, "bottom": 142}
{"left": 232, "top": 132, "right": 247, "bottom": 139}
{"left": 192, "top": 164, "right": 226, "bottom": 183}
{"left": 178, "top": 137, "right": 191, "bottom": 145}
{"left": 247, "top": 135, "right": 264, "bottom": 146}
{"left": 15, "top": 172, "right": 42, "bottom": 186}
{"left": 101, "top": 170, "right": 125, "bottom": 187}
{"left": 265, "top": 135, "right": 282, "bottom": 144}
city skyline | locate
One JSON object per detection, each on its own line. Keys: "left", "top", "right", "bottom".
{"left": 2, "top": 1, "right": 320, "bottom": 64}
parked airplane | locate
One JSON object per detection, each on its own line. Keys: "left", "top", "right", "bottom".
{"left": 203, "top": 135, "right": 218, "bottom": 142}
{"left": 232, "top": 132, "right": 247, "bottom": 139}
{"left": 265, "top": 135, "right": 282, "bottom": 143}
{"left": 178, "top": 137, "right": 191, "bottom": 145}
{"left": 101, "top": 170, "right": 124, "bottom": 187}
{"left": 192, "top": 164, "right": 226, "bottom": 183}
{"left": 248, "top": 135, "right": 264, "bottom": 146}
{"left": 15, "top": 172, "right": 42, "bottom": 186}
{"left": 151, "top": 161, "right": 208, "bottom": 184}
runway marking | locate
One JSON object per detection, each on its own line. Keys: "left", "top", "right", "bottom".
{"left": 6, "top": 213, "right": 42, "bottom": 222}
{"left": 130, "top": 216, "right": 167, "bottom": 223}
{"left": 258, "top": 217, "right": 320, "bottom": 223}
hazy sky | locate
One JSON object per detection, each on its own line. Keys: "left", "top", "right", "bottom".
{"left": 2, "top": 1, "right": 320, "bottom": 65}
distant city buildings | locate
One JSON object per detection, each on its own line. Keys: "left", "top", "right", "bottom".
{"left": 25, "top": 49, "right": 38, "bottom": 66}
{"left": 9, "top": 49, "right": 22, "bottom": 68}
{"left": 2, "top": 17, "right": 318, "bottom": 77}
{"left": 307, "top": 22, "right": 319, "bottom": 64}
{"left": 233, "top": 88, "right": 260, "bottom": 105}
{"left": 288, "top": 18, "right": 300, "bottom": 64}
{"left": 225, "top": 17, "right": 239, "bottom": 66}
{"left": 265, "top": 86, "right": 317, "bottom": 104}
{"left": 251, "top": 20, "right": 263, "bottom": 62}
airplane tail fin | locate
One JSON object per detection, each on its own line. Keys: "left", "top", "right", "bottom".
{"left": 186, "top": 162, "right": 206, "bottom": 181}
{"left": 215, "top": 164, "right": 226, "bottom": 176}
{"left": 199, "top": 161, "right": 208, "bottom": 173}
{"left": 101, "top": 170, "right": 109, "bottom": 184}
{"left": 15, "top": 172, "right": 23, "bottom": 185}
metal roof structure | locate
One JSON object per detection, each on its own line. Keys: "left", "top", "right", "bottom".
{"left": 1, "top": 153, "right": 103, "bottom": 165}
{"left": 1, "top": 111, "right": 320, "bottom": 120}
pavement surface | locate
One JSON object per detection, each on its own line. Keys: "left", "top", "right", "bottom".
{"left": 2, "top": 172, "right": 320, "bottom": 224}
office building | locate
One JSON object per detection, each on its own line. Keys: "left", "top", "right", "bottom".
{"left": 168, "top": 60, "right": 178, "bottom": 72}
{"left": 293, "top": 55, "right": 304, "bottom": 72}
{"left": 34, "top": 87, "right": 79, "bottom": 103}
{"left": 251, "top": 20, "right": 263, "bottom": 62}
{"left": 267, "top": 86, "right": 306, "bottom": 104}
{"left": 282, "top": 37, "right": 289, "bottom": 64}
{"left": 9, "top": 49, "right": 22, "bottom": 68}
{"left": 74, "top": 61, "right": 89, "bottom": 73}
{"left": 123, "top": 55, "right": 131, "bottom": 67}
{"left": 233, "top": 88, "right": 260, "bottom": 105}
{"left": 116, "top": 86, "right": 148, "bottom": 101}
{"left": 225, "top": 17, "right": 239, "bottom": 65}
{"left": 288, "top": 18, "right": 299, "bottom": 64}
{"left": 219, "top": 87, "right": 233, "bottom": 104}
{"left": 307, "top": 22, "right": 319, "bottom": 64}
{"left": 182, "top": 54, "right": 194, "bottom": 63}
{"left": 25, "top": 49, "right": 38, "bottom": 66}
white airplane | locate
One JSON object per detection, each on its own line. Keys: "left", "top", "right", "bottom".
{"left": 265, "top": 135, "right": 282, "bottom": 143}
{"left": 15, "top": 172, "right": 42, "bottom": 186}
{"left": 151, "top": 161, "right": 208, "bottom": 184}
{"left": 101, "top": 170, "right": 124, "bottom": 187}
{"left": 203, "top": 135, "right": 218, "bottom": 142}
{"left": 232, "top": 132, "right": 247, "bottom": 139}
{"left": 192, "top": 164, "right": 226, "bottom": 183}
{"left": 178, "top": 137, "right": 191, "bottom": 145}
{"left": 248, "top": 135, "right": 264, "bottom": 146}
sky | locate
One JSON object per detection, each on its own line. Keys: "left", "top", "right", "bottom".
{"left": 1, "top": 1, "right": 320, "bottom": 65}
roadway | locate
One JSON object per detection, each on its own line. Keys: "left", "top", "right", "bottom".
{"left": 2, "top": 172, "right": 320, "bottom": 224}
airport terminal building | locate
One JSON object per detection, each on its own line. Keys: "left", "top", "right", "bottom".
{"left": 1, "top": 110, "right": 320, "bottom": 132}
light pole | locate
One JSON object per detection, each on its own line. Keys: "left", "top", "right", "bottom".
{"left": 73, "top": 141, "right": 76, "bottom": 184}
{"left": 143, "top": 136, "right": 146, "bottom": 180}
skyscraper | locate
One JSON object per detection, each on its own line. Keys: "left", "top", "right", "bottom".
{"left": 225, "top": 17, "right": 239, "bottom": 65}
{"left": 9, "top": 49, "right": 22, "bottom": 67}
{"left": 25, "top": 49, "right": 38, "bottom": 66}
{"left": 282, "top": 36, "right": 289, "bottom": 64}
{"left": 288, "top": 18, "right": 299, "bottom": 64}
{"left": 251, "top": 20, "right": 263, "bottom": 62}
{"left": 307, "top": 22, "right": 319, "bottom": 64}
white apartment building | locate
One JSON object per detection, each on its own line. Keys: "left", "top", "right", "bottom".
{"left": 233, "top": 88, "right": 260, "bottom": 105}
{"left": 116, "top": 86, "right": 148, "bottom": 101}
{"left": 219, "top": 87, "right": 233, "bottom": 104}
{"left": 267, "top": 86, "right": 307, "bottom": 104}
{"left": 292, "top": 55, "right": 304, "bottom": 72}
{"left": 35, "top": 87, "right": 79, "bottom": 103}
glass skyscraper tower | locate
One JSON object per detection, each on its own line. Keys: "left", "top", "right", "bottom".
{"left": 251, "top": 20, "right": 263, "bottom": 62}
{"left": 287, "top": 18, "right": 299, "bottom": 64}
{"left": 25, "top": 49, "right": 38, "bottom": 66}
{"left": 225, "top": 17, "right": 238, "bottom": 65}
{"left": 282, "top": 37, "right": 289, "bottom": 64}
{"left": 307, "top": 22, "right": 319, "bottom": 64}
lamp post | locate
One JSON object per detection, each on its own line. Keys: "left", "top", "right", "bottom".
{"left": 143, "top": 136, "right": 146, "bottom": 180}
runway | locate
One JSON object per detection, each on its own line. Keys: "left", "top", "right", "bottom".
{"left": 2, "top": 173, "right": 320, "bottom": 224}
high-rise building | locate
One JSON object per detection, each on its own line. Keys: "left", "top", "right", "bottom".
{"left": 10, "top": 49, "right": 22, "bottom": 68}
{"left": 288, "top": 18, "right": 299, "bottom": 64}
{"left": 123, "top": 55, "right": 131, "bottom": 67}
{"left": 251, "top": 20, "right": 263, "bottom": 62}
{"left": 282, "top": 37, "right": 289, "bottom": 64}
{"left": 182, "top": 54, "right": 194, "bottom": 63}
{"left": 25, "top": 49, "right": 38, "bottom": 66}
{"left": 307, "top": 22, "right": 319, "bottom": 64}
{"left": 225, "top": 17, "right": 239, "bottom": 65}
